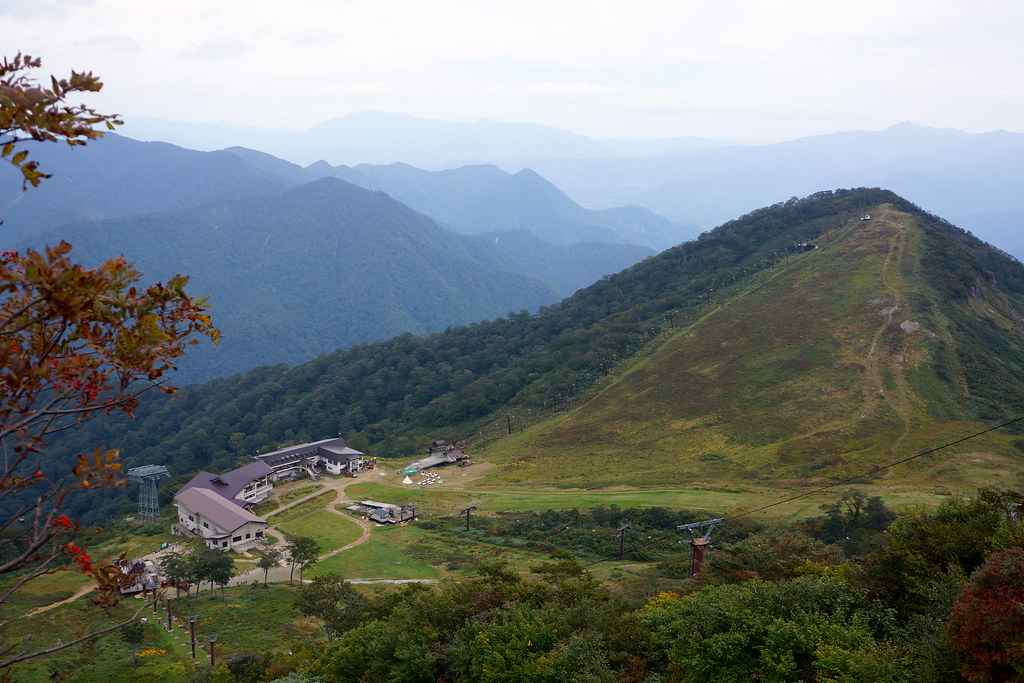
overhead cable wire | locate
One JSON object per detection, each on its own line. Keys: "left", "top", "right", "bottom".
{"left": 566, "top": 413, "right": 1024, "bottom": 568}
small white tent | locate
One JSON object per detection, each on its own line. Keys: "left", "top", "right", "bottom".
{"left": 402, "top": 475, "right": 413, "bottom": 484}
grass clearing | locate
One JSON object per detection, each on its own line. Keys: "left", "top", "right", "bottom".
{"left": 254, "top": 498, "right": 281, "bottom": 516}
{"left": 277, "top": 509, "right": 362, "bottom": 552}
{"left": 310, "top": 527, "right": 438, "bottom": 580}
{"left": 278, "top": 483, "right": 325, "bottom": 505}
{"left": 8, "top": 583, "right": 317, "bottom": 682}
{"left": 267, "top": 490, "right": 338, "bottom": 524}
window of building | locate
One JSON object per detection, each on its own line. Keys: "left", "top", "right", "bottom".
{"left": 222, "top": 541, "right": 228, "bottom": 548}
{"left": 255, "top": 531, "right": 263, "bottom": 538}
{"left": 232, "top": 536, "right": 242, "bottom": 542}
{"left": 245, "top": 533, "right": 251, "bottom": 539}
{"left": 203, "top": 522, "right": 209, "bottom": 528}
{"left": 188, "top": 515, "right": 194, "bottom": 521}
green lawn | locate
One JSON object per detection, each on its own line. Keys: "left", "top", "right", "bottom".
{"left": 266, "top": 490, "right": 338, "bottom": 524}
{"left": 346, "top": 476, "right": 954, "bottom": 526}
{"left": 278, "top": 483, "right": 325, "bottom": 505}
{"left": 276, "top": 509, "right": 363, "bottom": 552}
{"left": 310, "top": 528, "right": 438, "bottom": 580}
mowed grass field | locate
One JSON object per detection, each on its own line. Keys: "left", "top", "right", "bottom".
{"left": 275, "top": 509, "right": 363, "bottom": 552}
{"left": 346, "top": 475, "right": 959, "bottom": 525}
{"left": 310, "top": 526, "right": 438, "bottom": 580}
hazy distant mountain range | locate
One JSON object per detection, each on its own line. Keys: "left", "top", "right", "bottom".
{"left": 509, "top": 122, "right": 1024, "bottom": 260}
{"left": 3, "top": 134, "right": 689, "bottom": 381}
{"left": 121, "top": 110, "right": 732, "bottom": 167}
{"left": 119, "top": 115, "right": 1024, "bottom": 260}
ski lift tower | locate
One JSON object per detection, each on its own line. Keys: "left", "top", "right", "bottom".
{"left": 677, "top": 518, "right": 724, "bottom": 579}
{"left": 127, "top": 465, "right": 170, "bottom": 521}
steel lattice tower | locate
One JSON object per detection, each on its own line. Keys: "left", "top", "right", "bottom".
{"left": 127, "top": 465, "right": 170, "bottom": 521}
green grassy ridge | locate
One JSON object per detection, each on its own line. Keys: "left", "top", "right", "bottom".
{"left": 480, "top": 205, "right": 1024, "bottom": 493}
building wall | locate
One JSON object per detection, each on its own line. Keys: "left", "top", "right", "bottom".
{"left": 175, "top": 502, "right": 267, "bottom": 551}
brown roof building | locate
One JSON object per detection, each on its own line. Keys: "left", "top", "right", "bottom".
{"left": 173, "top": 487, "right": 267, "bottom": 551}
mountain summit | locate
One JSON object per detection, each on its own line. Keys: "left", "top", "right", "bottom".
{"left": 484, "top": 190, "right": 1024, "bottom": 488}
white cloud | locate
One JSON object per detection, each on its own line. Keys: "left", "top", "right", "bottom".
{"left": 1, "top": 0, "right": 1022, "bottom": 141}
{"left": 78, "top": 34, "right": 141, "bottom": 53}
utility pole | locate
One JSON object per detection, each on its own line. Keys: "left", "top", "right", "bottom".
{"left": 615, "top": 523, "right": 633, "bottom": 561}
{"left": 166, "top": 597, "right": 173, "bottom": 632}
{"left": 189, "top": 616, "right": 198, "bottom": 660}
{"left": 677, "top": 518, "right": 724, "bottom": 579}
{"left": 460, "top": 506, "right": 478, "bottom": 531}
{"left": 207, "top": 635, "right": 219, "bottom": 667}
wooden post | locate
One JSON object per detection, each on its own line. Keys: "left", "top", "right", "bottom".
{"left": 166, "top": 598, "right": 172, "bottom": 632}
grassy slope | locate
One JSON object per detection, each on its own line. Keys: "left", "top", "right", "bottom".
{"left": 478, "top": 205, "right": 1024, "bottom": 496}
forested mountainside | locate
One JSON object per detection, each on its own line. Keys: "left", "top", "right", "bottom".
{"left": 37, "top": 188, "right": 1024, "bottom": 523}
{"left": 26, "top": 177, "right": 561, "bottom": 382}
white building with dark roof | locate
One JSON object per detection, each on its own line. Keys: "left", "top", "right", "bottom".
{"left": 178, "top": 460, "right": 274, "bottom": 507}
{"left": 174, "top": 487, "right": 267, "bottom": 551}
{"left": 254, "top": 437, "right": 365, "bottom": 480}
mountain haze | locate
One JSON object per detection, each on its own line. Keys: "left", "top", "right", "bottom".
{"left": 121, "top": 111, "right": 733, "bottom": 167}
{"left": 30, "top": 177, "right": 561, "bottom": 381}
{"left": 313, "top": 162, "right": 691, "bottom": 250}
{"left": 510, "top": 123, "right": 1024, "bottom": 260}
{"left": 0, "top": 134, "right": 291, "bottom": 244}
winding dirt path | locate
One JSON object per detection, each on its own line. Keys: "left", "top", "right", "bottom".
{"left": 862, "top": 208, "right": 915, "bottom": 455}
{"left": 23, "top": 582, "right": 93, "bottom": 617}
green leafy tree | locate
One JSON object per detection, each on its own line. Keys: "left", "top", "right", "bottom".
{"left": 803, "top": 490, "right": 897, "bottom": 555}
{"left": 638, "top": 576, "right": 905, "bottom": 682}
{"left": 158, "top": 550, "right": 192, "bottom": 598}
{"left": 858, "top": 490, "right": 1022, "bottom": 620}
{"left": 206, "top": 550, "right": 235, "bottom": 599}
{"left": 257, "top": 547, "right": 282, "bottom": 585}
{"left": 285, "top": 535, "right": 320, "bottom": 584}
{"left": 294, "top": 573, "right": 368, "bottom": 642}
{"left": 188, "top": 546, "right": 234, "bottom": 597}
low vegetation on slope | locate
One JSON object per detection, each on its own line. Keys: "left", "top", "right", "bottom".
{"left": 484, "top": 203, "right": 1024, "bottom": 490}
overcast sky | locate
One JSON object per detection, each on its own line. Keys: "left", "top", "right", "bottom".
{"left": 4, "top": 0, "right": 1022, "bottom": 143}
